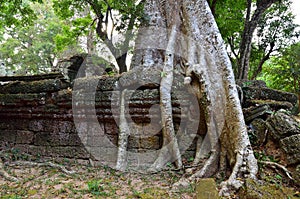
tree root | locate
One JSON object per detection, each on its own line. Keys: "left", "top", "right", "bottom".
{"left": 5, "top": 161, "right": 75, "bottom": 177}
{"left": 190, "top": 148, "right": 220, "bottom": 180}
{"left": 0, "top": 160, "right": 19, "bottom": 182}
{"left": 1, "top": 159, "right": 75, "bottom": 182}
{"left": 172, "top": 147, "right": 220, "bottom": 192}
{"left": 219, "top": 146, "right": 258, "bottom": 196}
{"left": 259, "top": 160, "right": 294, "bottom": 181}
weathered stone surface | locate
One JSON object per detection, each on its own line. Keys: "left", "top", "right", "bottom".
{"left": 266, "top": 110, "right": 300, "bottom": 141}
{"left": 16, "top": 131, "right": 34, "bottom": 144}
{"left": 0, "top": 79, "right": 69, "bottom": 94}
{"left": 239, "top": 178, "right": 297, "bottom": 199}
{"left": 73, "top": 76, "right": 119, "bottom": 91}
{"left": 14, "top": 144, "right": 90, "bottom": 159}
{"left": 0, "top": 73, "right": 197, "bottom": 162}
{"left": 196, "top": 178, "right": 218, "bottom": 199}
{"left": 236, "top": 79, "right": 267, "bottom": 88}
{"left": 250, "top": 118, "right": 267, "bottom": 145}
{"left": 243, "top": 105, "right": 271, "bottom": 123}
{"left": 243, "top": 87, "right": 297, "bottom": 107}
{"left": 126, "top": 135, "right": 161, "bottom": 150}
{"left": 280, "top": 134, "right": 300, "bottom": 165}
{"left": 118, "top": 68, "right": 161, "bottom": 88}
{"left": 0, "top": 73, "right": 64, "bottom": 82}
{"left": 293, "top": 165, "right": 300, "bottom": 184}
{"left": 0, "top": 130, "right": 16, "bottom": 143}
{"left": 246, "top": 99, "right": 294, "bottom": 110}
{"left": 0, "top": 119, "right": 29, "bottom": 130}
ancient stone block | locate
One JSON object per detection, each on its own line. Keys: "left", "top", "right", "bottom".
{"left": 0, "top": 119, "right": 28, "bottom": 130}
{"left": 243, "top": 87, "right": 297, "bottom": 106}
{"left": 243, "top": 105, "right": 271, "bottom": 123}
{"left": 280, "top": 134, "right": 300, "bottom": 165}
{"left": 236, "top": 79, "right": 267, "bottom": 88}
{"left": 28, "top": 120, "right": 46, "bottom": 132}
{"left": 250, "top": 118, "right": 267, "bottom": 145}
{"left": 128, "top": 136, "right": 140, "bottom": 149}
{"left": 88, "top": 146, "right": 118, "bottom": 163}
{"left": 104, "top": 122, "right": 119, "bottom": 135}
{"left": 140, "top": 136, "right": 161, "bottom": 149}
{"left": 0, "top": 79, "right": 69, "bottom": 94}
{"left": 16, "top": 130, "right": 34, "bottom": 144}
{"left": 293, "top": 164, "right": 300, "bottom": 184}
{"left": 47, "top": 132, "right": 82, "bottom": 146}
{"left": 266, "top": 110, "right": 300, "bottom": 141}
{"left": 239, "top": 178, "right": 296, "bottom": 199}
{"left": 14, "top": 144, "right": 48, "bottom": 157}
{"left": 196, "top": 178, "right": 218, "bottom": 199}
{"left": 0, "top": 130, "right": 16, "bottom": 143}
{"left": 126, "top": 149, "right": 160, "bottom": 168}
{"left": 34, "top": 132, "right": 51, "bottom": 146}
{"left": 49, "top": 146, "right": 90, "bottom": 159}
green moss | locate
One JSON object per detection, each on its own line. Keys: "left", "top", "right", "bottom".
{"left": 240, "top": 178, "right": 298, "bottom": 199}
{"left": 196, "top": 178, "right": 218, "bottom": 199}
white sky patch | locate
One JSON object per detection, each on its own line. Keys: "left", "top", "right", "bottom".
{"left": 291, "top": 0, "right": 300, "bottom": 25}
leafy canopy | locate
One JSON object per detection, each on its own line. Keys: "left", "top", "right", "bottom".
{"left": 0, "top": 0, "right": 66, "bottom": 74}
{"left": 0, "top": 0, "right": 43, "bottom": 29}
{"left": 259, "top": 42, "right": 300, "bottom": 93}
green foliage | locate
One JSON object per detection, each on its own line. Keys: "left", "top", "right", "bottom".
{"left": 0, "top": 0, "right": 43, "bottom": 29}
{"left": 0, "top": 0, "right": 145, "bottom": 75}
{"left": 52, "top": 0, "right": 145, "bottom": 72}
{"left": 87, "top": 179, "right": 109, "bottom": 196}
{"left": 0, "top": 1, "right": 64, "bottom": 75}
{"left": 259, "top": 43, "right": 300, "bottom": 93}
{"left": 212, "top": 0, "right": 298, "bottom": 80}
{"left": 213, "top": 0, "right": 246, "bottom": 39}
{"left": 255, "top": 151, "right": 279, "bottom": 163}
{"left": 249, "top": 0, "right": 299, "bottom": 79}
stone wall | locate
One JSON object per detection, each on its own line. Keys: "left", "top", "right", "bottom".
{"left": 0, "top": 74, "right": 196, "bottom": 166}
{"left": 1, "top": 74, "right": 298, "bottom": 168}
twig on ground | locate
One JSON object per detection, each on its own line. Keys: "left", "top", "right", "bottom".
{"left": 260, "top": 160, "right": 294, "bottom": 181}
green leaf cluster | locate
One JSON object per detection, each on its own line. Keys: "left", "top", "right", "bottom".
{"left": 0, "top": 0, "right": 66, "bottom": 75}
{"left": 0, "top": 0, "right": 43, "bottom": 29}
{"left": 259, "top": 42, "right": 300, "bottom": 93}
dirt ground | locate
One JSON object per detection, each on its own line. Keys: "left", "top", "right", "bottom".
{"left": 0, "top": 162, "right": 196, "bottom": 199}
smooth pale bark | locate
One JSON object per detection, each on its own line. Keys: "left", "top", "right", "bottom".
{"left": 152, "top": 25, "right": 183, "bottom": 170}
{"left": 116, "top": 89, "right": 130, "bottom": 171}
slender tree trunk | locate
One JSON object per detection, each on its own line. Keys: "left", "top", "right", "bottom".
{"left": 91, "top": 2, "right": 129, "bottom": 73}
{"left": 251, "top": 41, "right": 274, "bottom": 80}
{"left": 116, "top": 54, "right": 128, "bottom": 74}
{"left": 87, "top": 29, "right": 96, "bottom": 54}
{"left": 116, "top": 89, "right": 130, "bottom": 171}
{"left": 237, "top": 0, "right": 279, "bottom": 79}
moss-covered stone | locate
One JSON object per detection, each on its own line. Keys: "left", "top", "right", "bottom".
{"left": 280, "top": 134, "right": 300, "bottom": 165}
{"left": 239, "top": 178, "right": 297, "bottom": 199}
{"left": 293, "top": 165, "right": 300, "bottom": 185}
{"left": 196, "top": 178, "right": 218, "bottom": 199}
{"left": 0, "top": 79, "right": 69, "bottom": 94}
{"left": 243, "top": 87, "right": 297, "bottom": 106}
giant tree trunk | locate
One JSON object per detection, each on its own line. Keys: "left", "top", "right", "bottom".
{"left": 118, "top": 0, "right": 258, "bottom": 196}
